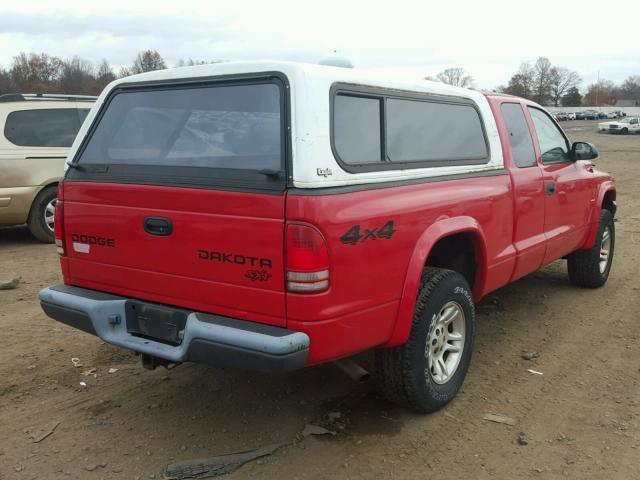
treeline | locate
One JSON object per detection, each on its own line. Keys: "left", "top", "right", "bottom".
{"left": 2, "top": 50, "right": 638, "bottom": 107}
{"left": 0, "top": 50, "right": 218, "bottom": 96}
{"left": 496, "top": 57, "right": 640, "bottom": 107}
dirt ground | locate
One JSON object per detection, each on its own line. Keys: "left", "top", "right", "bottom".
{"left": 1, "top": 120, "right": 639, "bottom": 480}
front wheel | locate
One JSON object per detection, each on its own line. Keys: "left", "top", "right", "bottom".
{"left": 567, "top": 209, "right": 614, "bottom": 288}
{"left": 375, "top": 268, "right": 476, "bottom": 413}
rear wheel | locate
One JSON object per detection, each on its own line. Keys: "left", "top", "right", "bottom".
{"left": 567, "top": 209, "right": 614, "bottom": 288}
{"left": 375, "top": 268, "right": 475, "bottom": 412}
{"left": 28, "top": 186, "right": 57, "bottom": 243}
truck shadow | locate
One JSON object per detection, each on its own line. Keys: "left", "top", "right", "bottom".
{"left": 0, "top": 225, "right": 41, "bottom": 246}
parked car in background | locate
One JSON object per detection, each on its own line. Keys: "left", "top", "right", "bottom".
{"left": 553, "top": 111, "right": 568, "bottom": 121}
{"left": 597, "top": 111, "right": 608, "bottom": 119}
{"left": 39, "top": 61, "right": 616, "bottom": 413}
{"left": 575, "top": 111, "right": 586, "bottom": 120}
{"left": 567, "top": 112, "right": 576, "bottom": 120}
{"left": 583, "top": 110, "right": 599, "bottom": 120}
{"left": 0, "top": 93, "right": 95, "bottom": 242}
{"left": 599, "top": 116, "right": 640, "bottom": 134}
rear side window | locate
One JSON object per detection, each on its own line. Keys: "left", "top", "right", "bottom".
{"left": 333, "top": 94, "right": 382, "bottom": 164}
{"left": 78, "top": 83, "right": 282, "bottom": 171}
{"left": 501, "top": 103, "right": 537, "bottom": 168}
{"left": 386, "top": 99, "right": 487, "bottom": 163}
{"left": 4, "top": 108, "right": 85, "bottom": 147}
{"left": 332, "top": 88, "right": 489, "bottom": 171}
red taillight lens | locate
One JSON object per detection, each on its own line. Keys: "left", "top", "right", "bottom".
{"left": 54, "top": 199, "right": 65, "bottom": 255}
{"left": 286, "top": 223, "right": 329, "bottom": 293}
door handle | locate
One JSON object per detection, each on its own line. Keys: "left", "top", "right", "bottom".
{"left": 144, "top": 217, "right": 173, "bottom": 236}
{"left": 545, "top": 182, "right": 555, "bottom": 196}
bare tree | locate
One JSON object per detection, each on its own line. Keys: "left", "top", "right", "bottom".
{"left": 584, "top": 80, "right": 617, "bottom": 106}
{"left": 0, "top": 68, "right": 12, "bottom": 94}
{"left": 123, "top": 50, "right": 167, "bottom": 76}
{"left": 504, "top": 59, "right": 583, "bottom": 105}
{"left": 176, "top": 58, "right": 201, "bottom": 67}
{"left": 94, "top": 59, "right": 116, "bottom": 94}
{"left": 503, "top": 62, "right": 535, "bottom": 99}
{"left": 9, "top": 52, "right": 63, "bottom": 92}
{"left": 430, "top": 67, "right": 474, "bottom": 88}
{"left": 175, "top": 58, "right": 224, "bottom": 68}
{"left": 548, "top": 67, "right": 581, "bottom": 106}
{"left": 532, "top": 57, "right": 553, "bottom": 105}
{"left": 58, "top": 56, "right": 95, "bottom": 95}
{"left": 619, "top": 75, "right": 640, "bottom": 102}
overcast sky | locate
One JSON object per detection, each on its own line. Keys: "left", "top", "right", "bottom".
{"left": 0, "top": 0, "right": 638, "bottom": 90}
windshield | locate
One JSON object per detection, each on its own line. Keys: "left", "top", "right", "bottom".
{"left": 77, "top": 82, "right": 282, "bottom": 171}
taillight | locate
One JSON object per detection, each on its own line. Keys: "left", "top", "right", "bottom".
{"left": 286, "top": 223, "right": 329, "bottom": 293}
{"left": 54, "top": 199, "right": 65, "bottom": 255}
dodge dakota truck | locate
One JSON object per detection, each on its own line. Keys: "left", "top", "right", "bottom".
{"left": 39, "top": 62, "right": 616, "bottom": 412}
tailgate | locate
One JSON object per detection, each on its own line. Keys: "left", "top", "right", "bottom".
{"left": 62, "top": 75, "right": 288, "bottom": 326}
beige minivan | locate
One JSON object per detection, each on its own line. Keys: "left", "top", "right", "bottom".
{"left": 0, "top": 94, "right": 95, "bottom": 242}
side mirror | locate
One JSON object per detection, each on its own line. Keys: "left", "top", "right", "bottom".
{"left": 571, "top": 141, "right": 598, "bottom": 161}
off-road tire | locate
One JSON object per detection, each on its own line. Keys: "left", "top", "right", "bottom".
{"left": 567, "top": 209, "right": 614, "bottom": 288}
{"left": 27, "top": 186, "right": 57, "bottom": 243}
{"left": 375, "top": 267, "right": 476, "bottom": 413}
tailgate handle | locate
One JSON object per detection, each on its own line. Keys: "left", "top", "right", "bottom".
{"left": 144, "top": 217, "right": 173, "bottom": 236}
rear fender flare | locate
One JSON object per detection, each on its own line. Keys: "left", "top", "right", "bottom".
{"left": 383, "top": 216, "right": 487, "bottom": 348}
{"left": 581, "top": 182, "right": 616, "bottom": 250}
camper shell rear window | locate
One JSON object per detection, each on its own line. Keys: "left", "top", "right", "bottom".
{"left": 68, "top": 75, "right": 287, "bottom": 193}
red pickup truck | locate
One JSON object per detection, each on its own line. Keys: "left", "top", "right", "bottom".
{"left": 39, "top": 62, "right": 616, "bottom": 412}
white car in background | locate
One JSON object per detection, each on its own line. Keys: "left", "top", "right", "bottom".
{"left": 598, "top": 116, "right": 640, "bottom": 134}
{"left": 567, "top": 112, "right": 576, "bottom": 120}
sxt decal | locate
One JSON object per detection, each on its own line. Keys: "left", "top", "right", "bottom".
{"left": 340, "top": 220, "right": 396, "bottom": 245}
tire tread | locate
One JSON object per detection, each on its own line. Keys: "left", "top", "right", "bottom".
{"left": 376, "top": 267, "right": 467, "bottom": 411}
{"left": 567, "top": 209, "right": 614, "bottom": 288}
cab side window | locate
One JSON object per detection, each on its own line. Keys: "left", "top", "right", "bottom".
{"left": 527, "top": 107, "right": 570, "bottom": 164}
{"left": 501, "top": 103, "right": 537, "bottom": 168}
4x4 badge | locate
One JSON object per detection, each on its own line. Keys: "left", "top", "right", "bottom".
{"left": 317, "top": 167, "right": 333, "bottom": 177}
{"left": 340, "top": 221, "right": 396, "bottom": 245}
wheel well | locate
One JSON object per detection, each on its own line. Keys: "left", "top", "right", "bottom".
{"left": 602, "top": 190, "right": 616, "bottom": 214}
{"left": 425, "top": 233, "right": 478, "bottom": 290}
